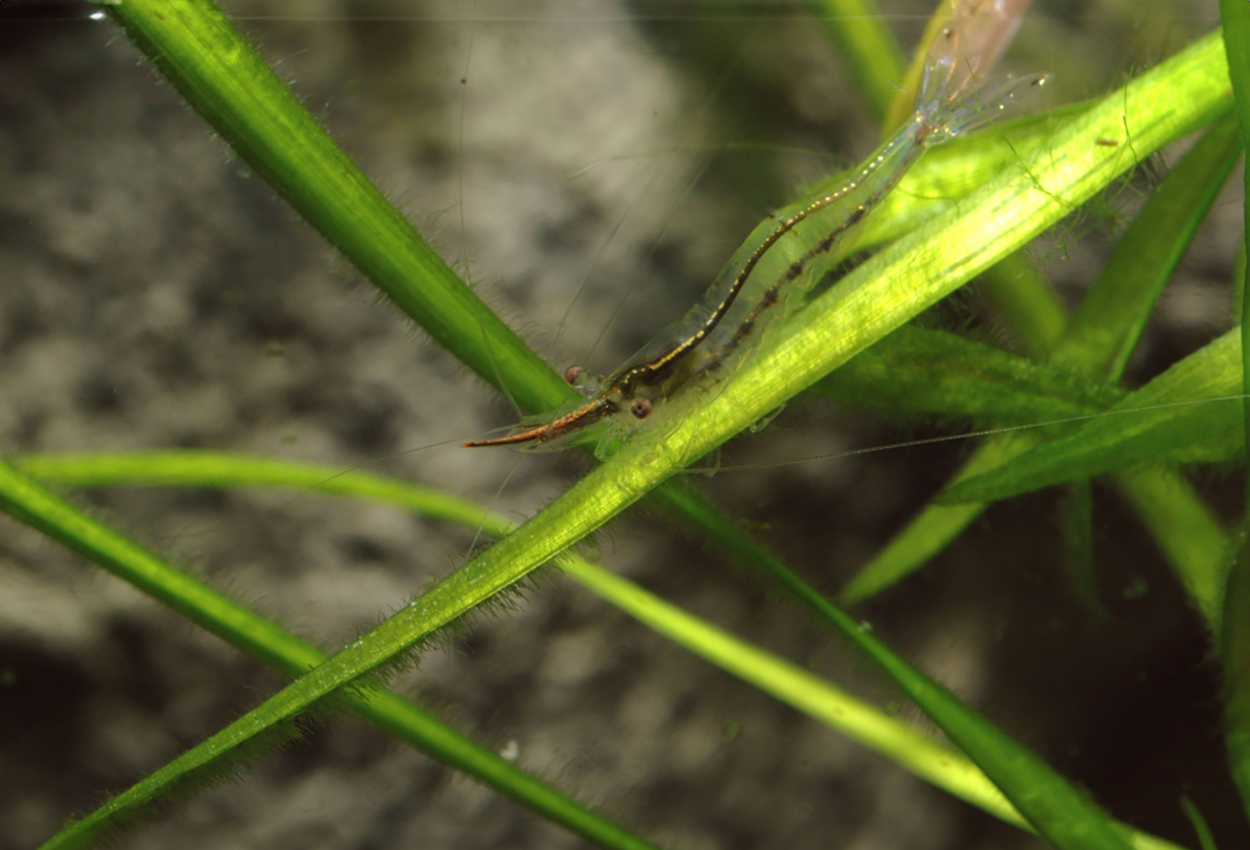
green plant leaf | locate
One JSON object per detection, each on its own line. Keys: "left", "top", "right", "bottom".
{"left": 814, "top": 324, "right": 1125, "bottom": 427}
{"left": 838, "top": 433, "right": 1036, "bottom": 606}
{"left": 978, "top": 251, "right": 1069, "bottom": 356}
{"left": 95, "top": 0, "right": 1102, "bottom": 656}
{"left": 0, "top": 457, "right": 656, "bottom": 850}
{"left": 940, "top": 330, "right": 1243, "bottom": 504}
{"left": 931, "top": 105, "right": 1241, "bottom": 623}
{"left": 1180, "top": 795, "right": 1221, "bottom": 850}
{"left": 1061, "top": 480, "right": 1108, "bottom": 619}
{"left": 89, "top": 0, "right": 914, "bottom": 685}
{"left": 15, "top": 451, "right": 1024, "bottom": 831}
{"left": 1115, "top": 465, "right": 1230, "bottom": 630}
{"left": 1219, "top": 0, "right": 1250, "bottom": 514}
{"left": 19, "top": 449, "right": 1193, "bottom": 850}
{"left": 1221, "top": 0, "right": 1250, "bottom": 817}
{"left": 102, "top": 0, "right": 567, "bottom": 418}
{"left": 810, "top": 0, "right": 904, "bottom": 119}
{"left": 1224, "top": 534, "right": 1250, "bottom": 823}
{"left": 1051, "top": 110, "right": 1243, "bottom": 381}
{"left": 841, "top": 83, "right": 1240, "bottom": 613}
{"left": 43, "top": 28, "right": 1233, "bottom": 850}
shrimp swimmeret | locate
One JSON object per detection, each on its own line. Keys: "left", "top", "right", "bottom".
{"left": 466, "top": 3, "right": 1042, "bottom": 450}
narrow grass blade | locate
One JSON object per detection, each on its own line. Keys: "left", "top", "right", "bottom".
{"left": 557, "top": 555, "right": 1185, "bottom": 850}
{"left": 1116, "top": 466, "right": 1230, "bottom": 631}
{"left": 38, "top": 442, "right": 690, "bottom": 847}
{"left": 91, "top": 0, "right": 899, "bottom": 720}
{"left": 0, "top": 458, "right": 657, "bottom": 850}
{"left": 558, "top": 564, "right": 1028, "bottom": 830}
{"left": 1180, "top": 796, "right": 1220, "bottom": 850}
{"left": 1221, "top": 0, "right": 1250, "bottom": 515}
{"left": 842, "top": 81, "right": 1240, "bottom": 609}
{"left": 1221, "top": 8, "right": 1250, "bottom": 816}
{"left": 1224, "top": 534, "right": 1250, "bottom": 824}
{"left": 22, "top": 451, "right": 1027, "bottom": 829}
{"left": 838, "top": 433, "right": 1034, "bottom": 606}
{"left": 98, "top": 0, "right": 1093, "bottom": 663}
{"left": 1052, "top": 110, "right": 1243, "bottom": 380}
{"left": 20, "top": 449, "right": 1192, "bottom": 850}
{"left": 42, "top": 29, "right": 1230, "bottom": 850}
{"left": 1044, "top": 102, "right": 1243, "bottom": 615}
{"left": 978, "top": 251, "right": 1069, "bottom": 355}
{"left": 941, "top": 330, "right": 1243, "bottom": 504}
{"left": 1061, "top": 480, "right": 1107, "bottom": 618}
{"left": 809, "top": 0, "right": 905, "bottom": 119}
{"left": 815, "top": 324, "right": 1124, "bottom": 427}
{"left": 861, "top": 432, "right": 1231, "bottom": 623}
{"left": 101, "top": 0, "right": 570, "bottom": 421}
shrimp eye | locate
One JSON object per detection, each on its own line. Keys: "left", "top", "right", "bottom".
{"left": 564, "top": 365, "right": 584, "bottom": 385}
{"left": 630, "top": 398, "right": 652, "bottom": 420}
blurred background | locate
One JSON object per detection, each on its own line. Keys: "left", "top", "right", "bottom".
{"left": 0, "top": 1, "right": 1243, "bottom": 848}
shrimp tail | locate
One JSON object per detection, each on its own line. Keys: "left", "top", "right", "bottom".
{"left": 917, "top": 0, "right": 1047, "bottom": 140}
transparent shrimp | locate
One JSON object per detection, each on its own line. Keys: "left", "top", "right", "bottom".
{"left": 465, "top": 1, "right": 1041, "bottom": 450}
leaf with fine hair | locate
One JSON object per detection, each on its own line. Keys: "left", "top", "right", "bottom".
{"left": 41, "top": 29, "right": 1231, "bottom": 850}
